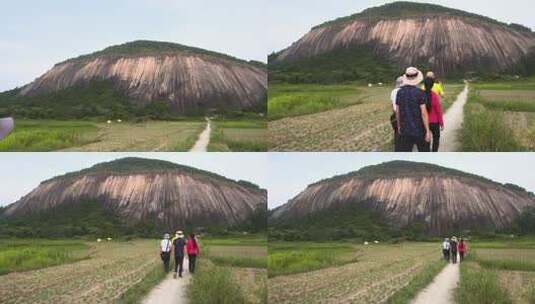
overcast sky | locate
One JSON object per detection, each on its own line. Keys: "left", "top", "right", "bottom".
{"left": 267, "top": 153, "right": 535, "bottom": 209}
{"left": 0, "top": 0, "right": 269, "bottom": 91}
{"left": 0, "top": 153, "right": 268, "bottom": 206}
{"left": 2, "top": 0, "right": 533, "bottom": 91}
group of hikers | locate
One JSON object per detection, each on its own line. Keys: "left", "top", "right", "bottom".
{"left": 390, "top": 67, "right": 445, "bottom": 152}
{"left": 441, "top": 236, "right": 468, "bottom": 264}
{"left": 160, "top": 230, "right": 200, "bottom": 278}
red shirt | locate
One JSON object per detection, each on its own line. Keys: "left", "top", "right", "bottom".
{"left": 458, "top": 242, "right": 467, "bottom": 253}
{"left": 186, "top": 238, "right": 199, "bottom": 255}
{"left": 427, "top": 91, "right": 444, "bottom": 127}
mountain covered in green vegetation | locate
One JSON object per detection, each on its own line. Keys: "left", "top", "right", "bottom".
{"left": 270, "top": 161, "right": 535, "bottom": 240}
{"left": 1, "top": 158, "right": 266, "bottom": 238}
{"left": 269, "top": 1, "right": 535, "bottom": 83}
{"left": 0, "top": 40, "right": 267, "bottom": 119}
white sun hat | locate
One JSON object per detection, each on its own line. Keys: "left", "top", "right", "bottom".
{"left": 402, "top": 67, "right": 424, "bottom": 86}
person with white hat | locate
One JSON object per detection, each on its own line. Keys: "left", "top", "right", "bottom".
{"left": 395, "top": 67, "right": 431, "bottom": 152}
{"left": 172, "top": 230, "right": 186, "bottom": 278}
{"left": 160, "top": 233, "right": 172, "bottom": 272}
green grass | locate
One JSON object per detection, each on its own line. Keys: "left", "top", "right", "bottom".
{"left": 387, "top": 260, "right": 447, "bottom": 304}
{"left": 480, "top": 99, "right": 535, "bottom": 113}
{"left": 0, "top": 239, "right": 89, "bottom": 274}
{"left": 472, "top": 78, "right": 535, "bottom": 90}
{"left": 189, "top": 260, "right": 248, "bottom": 304}
{"left": 209, "top": 256, "right": 267, "bottom": 268}
{"left": 462, "top": 94, "right": 524, "bottom": 151}
{"left": 268, "top": 242, "right": 358, "bottom": 277}
{"left": 208, "top": 119, "right": 267, "bottom": 152}
{"left": 268, "top": 83, "right": 362, "bottom": 119}
{"left": 117, "top": 264, "right": 168, "bottom": 304}
{"left": 478, "top": 258, "right": 535, "bottom": 272}
{"left": 203, "top": 235, "right": 267, "bottom": 247}
{"left": 528, "top": 284, "right": 535, "bottom": 303}
{"left": 0, "top": 120, "right": 98, "bottom": 151}
{"left": 456, "top": 261, "right": 512, "bottom": 304}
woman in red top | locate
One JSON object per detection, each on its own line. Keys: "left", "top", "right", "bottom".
{"left": 423, "top": 77, "right": 444, "bottom": 152}
{"left": 458, "top": 238, "right": 467, "bottom": 262}
{"left": 186, "top": 233, "right": 200, "bottom": 274}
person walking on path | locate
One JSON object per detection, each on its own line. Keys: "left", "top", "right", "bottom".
{"left": 160, "top": 233, "right": 172, "bottom": 272}
{"left": 172, "top": 230, "right": 186, "bottom": 278}
{"left": 449, "top": 236, "right": 459, "bottom": 264}
{"left": 0, "top": 110, "right": 14, "bottom": 140}
{"left": 186, "top": 233, "right": 200, "bottom": 274}
{"left": 458, "top": 238, "right": 468, "bottom": 262}
{"left": 390, "top": 76, "right": 404, "bottom": 150}
{"left": 424, "top": 71, "right": 445, "bottom": 97}
{"left": 442, "top": 238, "right": 451, "bottom": 262}
{"left": 423, "top": 75, "right": 445, "bottom": 152}
{"left": 395, "top": 67, "right": 431, "bottom": 152}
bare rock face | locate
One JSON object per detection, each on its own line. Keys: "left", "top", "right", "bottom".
{"left": 271, "top": 161, "right": 535, "bottom": 235}
{"left": 20, "top": 41, "right": 267, "bottom": 114}
{"left": 272, "top": 3, "right": 535, "bottom": 76}
{"left": 4, "top": 158, "right": 266, "bottom": 229}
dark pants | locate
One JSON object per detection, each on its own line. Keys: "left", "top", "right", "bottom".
{"left": 429, "top": 123, "right": 441, "bottom": 152}
{"left": 188, "top": 254, "right": 197, "bottom": 273}
{"left": 451, "top": 251, "right": 458, "bottom": 264}
{"left": 459, "top": 251, "right": 465, "bottom": 262}
{"left": 174, "top": 255, "right": 184, "bottom": 276}
{"left": 161, "top": 252, "right": 170, "bottom": 272}
{"left": 396, "top": 134, "right": 430, "bottom": 152}
{"left": 442, "top": 249, "right": 450, "bottom": 262}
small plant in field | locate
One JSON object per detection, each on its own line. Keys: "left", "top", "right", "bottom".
{"left": 189, "top": 260, "right": 247, "bottom": 304}
{"left": 456, "top": 262, "right": 511, "bottom": 304}
{"left": 462, "top": 96, "right": 524, "bottom": 151}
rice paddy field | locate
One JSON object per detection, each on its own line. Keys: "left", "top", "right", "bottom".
{"left": 0, "top": 239, "right": 159, "bottom": 304}
{"left": 463, "top": 78, "right": 535, "bottom": 151}
{"left": 457, "top": 238, "right": 535, "bottom": 304}
{"left": 268, "top": 242, "right": 443, "bottom": 304}
{"left": 208, "top": 119, "right": 268, "bottom": 152}
{"left": 0, "top": 236, "right": 267, "bottom": 304}
{"left": 0, "top": 119, "right": 205, "bottom": 151}
{"left": 268, "top": 82, "right": 464, "bottom": 151}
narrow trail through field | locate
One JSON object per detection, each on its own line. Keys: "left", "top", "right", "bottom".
{"left": 189, "top": 118, "right": 211, "bottom": 152}
{"left": 142, "top": 259, "right": 191, "bottom": 304}
{"left": 439, "top": 83, "right": 469, "bottom": 152}
{"left": 411, "top": 260, "right": 459, "bottom": 304}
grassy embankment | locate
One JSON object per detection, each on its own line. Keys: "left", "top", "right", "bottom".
{"left": 456, "top": 238, "right": 535, "bottom": 304}
{"left": 462, "top": 78, "right": 535, "bottom": 151}
{"left": 208, "top": 119, "right": 267, "bottom": 152}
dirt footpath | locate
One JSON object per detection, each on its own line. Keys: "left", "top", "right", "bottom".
{"left": 142, "top": 259, "right": 191, "bottom": 304}
{"left": 411, "top": 261, "right": 460, "bottom": 304}
{"left": 439, "top": 84, "right": 469, "bottom": 152}
{"left": 190, "top": 118, "right": 211, "bottom": 152}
